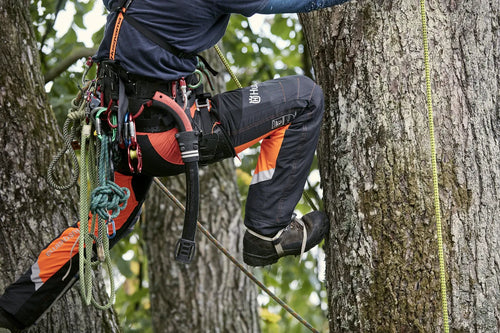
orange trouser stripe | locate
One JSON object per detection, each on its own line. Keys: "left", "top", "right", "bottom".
{"left": 254, "top": 124, "right": 290, "bottom": 174}
{"left": 35, "top": 173, "right": 138, "bottom": 283}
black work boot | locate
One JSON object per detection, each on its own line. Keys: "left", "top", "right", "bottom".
{"left": 243, "top": 211, "right": 329, "bottom": 267}
{"left": 0, "top": 307, "right": 22, "bottom": 333}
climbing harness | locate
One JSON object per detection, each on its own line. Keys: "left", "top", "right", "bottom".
{"left": 419, "top": 1, "right": 450, "bottom": 331}
{"left": 103, "top": 0, "right": 233, "bottom": 262}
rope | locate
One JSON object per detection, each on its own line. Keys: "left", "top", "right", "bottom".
{"left": 214, "top": 45, "right": 242, "bottom": 89}
{"left": 419, "top": 1, "right": 450, "bottom": 331}
{"left": 79, "top": 127, "right": 129, "bottom": 309}
{"left": 90, "top": 134, "right": 130, "bottom": 222}
{"left": 47, "top": 95, "right": 87, "bottom": 191}
{"left": 153, "top": 178, "right": 320, "bottom": 333}
{"left": 78, "top": 121, "right": 97, "bottom": 306}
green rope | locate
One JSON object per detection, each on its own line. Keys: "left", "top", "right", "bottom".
{"left": 78, "top": 121, "right": 96, "bottom": 306}
{"left": 79, "top": 125, "right": 129, "bottom": 309}
{"left": 419, "top": 1, "right": 450, "bottom": 331}
{"left": 90, "top": 135, "right": 130, "bottom": 222}
{"left": 47, "top": 95, "right": 86, "bottom": 191}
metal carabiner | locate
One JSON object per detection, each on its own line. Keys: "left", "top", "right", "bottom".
{"left": 127, "top": 114, "right": 142, "bottom": 174}
{"left": 94, "top": 107, "right": 108, "bottom": 140}
{"left": 106, "top": 219, "right": 116, "bottom": 239}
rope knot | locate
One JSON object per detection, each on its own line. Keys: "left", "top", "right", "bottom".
{"left": 90, "top": 181, "right": 130, "bottom": 220}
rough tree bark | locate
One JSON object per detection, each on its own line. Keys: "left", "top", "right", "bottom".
{"left": 0, "top": 1, "right": 119, "bottom": 332}
{"left": 143, "top": 47, "right": 261, "bottom": 333}
{"left": 301, "top": 0, "right": 499, "bottom": 331}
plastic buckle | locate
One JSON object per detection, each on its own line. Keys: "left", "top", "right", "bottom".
{"left": 174, "top": 238, "right": 196, "bottom": 263}
{"left": 195, "top": 97, "right": 210, "bottom": 111}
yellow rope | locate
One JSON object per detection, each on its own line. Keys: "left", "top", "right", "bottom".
{"left": 214, "top": 45, "right": 243, "bottom": 89}
{"left": 419, "top": 1, "right": 450, "bottom": 332}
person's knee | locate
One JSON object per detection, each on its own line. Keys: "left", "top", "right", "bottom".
{"left": 294, "top": 75, "right": 324, "bottom": 115}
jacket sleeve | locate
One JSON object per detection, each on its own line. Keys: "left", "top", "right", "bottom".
{"left": 259, "top": 0, "right": 351, "bottom": 14}
{"left": 216, "top": 0, "right": 269, "bottom": 17}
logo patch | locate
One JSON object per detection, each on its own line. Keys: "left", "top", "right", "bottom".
{"left": 271, "top": 112, "right": 296, "bottom": 129}
{"left": 248, "top": 83, "right": 261, "bottom": 104}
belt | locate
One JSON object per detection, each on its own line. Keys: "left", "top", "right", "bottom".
{"left": 98, "top": 60, "right": 201, "bottom": 98}
{"left": 98, "top": 60, "right": 200, "bottom": 133}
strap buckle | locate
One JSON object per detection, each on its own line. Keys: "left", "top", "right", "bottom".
{"left": 175, "top": 238, "right": 196, "bottom": 263}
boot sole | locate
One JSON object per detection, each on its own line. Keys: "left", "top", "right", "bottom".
{"left": 243, "top": 219, "right": 329, "bottom": 267}
{"left": 243, "top": 252, "right": 280, "bottom": 267}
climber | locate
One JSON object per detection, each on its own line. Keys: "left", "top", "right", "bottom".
{"left": 0, "top": 0, "right": 351, "bottom": 331}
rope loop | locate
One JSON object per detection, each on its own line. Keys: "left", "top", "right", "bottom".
{"left": 47, "top": 80, "right": 95, "bottom": 191}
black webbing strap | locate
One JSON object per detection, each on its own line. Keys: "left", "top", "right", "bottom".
{"left": 111, "top": 0, "right": 218, "bottom": 76}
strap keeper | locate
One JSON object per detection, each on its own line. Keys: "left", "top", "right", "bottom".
{"left": 176, "top": 131, "right": 199, "bottom": 163}
{"left": 175, "top": 239, "right": 196, "bottom": 263}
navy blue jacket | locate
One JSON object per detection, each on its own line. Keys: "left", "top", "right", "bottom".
{"left": 95, "top": 0, "right": 350, "bottom": 80}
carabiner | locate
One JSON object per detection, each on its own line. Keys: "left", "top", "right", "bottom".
{"left": 94, "top": 107, "right": 108, "bottom": 140}
{"left": 106, "top": 219, "right": 116, "bottom": 239}
{"left": 187, "top": 70, "right": 203, "bottom": 90}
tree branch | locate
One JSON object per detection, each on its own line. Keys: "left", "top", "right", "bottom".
{"left": 44, "top": 47, "right": 97, "bottom": 83}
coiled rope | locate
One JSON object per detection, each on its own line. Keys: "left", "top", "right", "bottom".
{"left": 419, "top": 1, "right": 450, "bottom": 331}
{"left": 47, "top": 85, "right": 89, "bottom": 190}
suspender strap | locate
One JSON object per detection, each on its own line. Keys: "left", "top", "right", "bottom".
{"left": 109, "top": 0, "right": 133, "bottom": 60}
{"left": 110, "top": 10, "right": 124, "bottom": 60}
{"left": 108, "top": 0, "right": 218, "bottom": 76}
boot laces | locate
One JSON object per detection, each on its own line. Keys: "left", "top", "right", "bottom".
{"left": 246, "top": 216, "right": 307, "bottom": 260}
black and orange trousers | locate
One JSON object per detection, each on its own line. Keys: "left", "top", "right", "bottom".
{"left": 0, "top": 75, "right": 324, "bottom": 329}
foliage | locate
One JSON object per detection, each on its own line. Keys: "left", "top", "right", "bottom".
{"left": 32, "top": 1, "right": 326, "bottom": 331}
{"left": 31, "top": 0, "right": 103, "bottom": 127}
{"left": 112, "top": 225, "right": 152, "bottom": 333}
{"left": 222, "top": 14, "right": 311, "bottom": 89}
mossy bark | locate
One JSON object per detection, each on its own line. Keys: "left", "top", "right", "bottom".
{"left": 300, "top": 0, "right": 499, "bottom": 331}
{"left": 0, "top": 0, "right": 120, "bottom": 332}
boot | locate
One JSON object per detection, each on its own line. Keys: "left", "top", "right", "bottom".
{"left": 243, "top": 211, "right": 329, "bottom": 267}
{"left": 0, "top": 308, "right": 21, "bottom": 333}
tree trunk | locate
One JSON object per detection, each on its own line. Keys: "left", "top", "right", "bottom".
{"left": 0, "top": 1, "right": 120, "bottom": 331}
{"left": 300, "top": 0, "right": 499, "bottom": 331}
{"left": 143, "top": 47, "right": 261, "bottom": 332}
